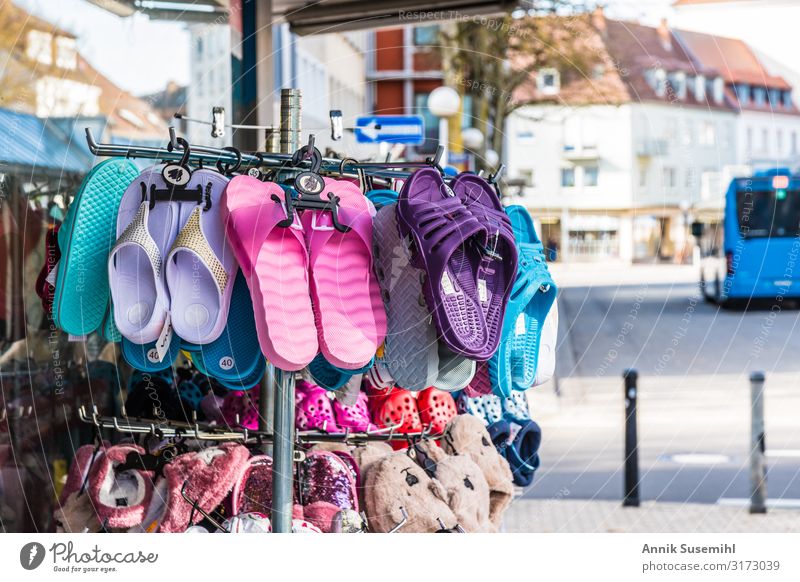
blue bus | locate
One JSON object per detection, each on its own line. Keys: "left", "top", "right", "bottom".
{"left": 695, "top": 170, "right": 800, "bottom": 304}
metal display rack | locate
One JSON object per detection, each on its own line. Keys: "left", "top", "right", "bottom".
{"left": 79, "top": 88, "right": 449, "bottom": 533}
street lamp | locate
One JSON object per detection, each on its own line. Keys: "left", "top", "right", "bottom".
{"left": 427, "top": 86, "right": 461, "bottom": 166}
{"left": 461, "top": 127, "right": 484, "bottom": 171}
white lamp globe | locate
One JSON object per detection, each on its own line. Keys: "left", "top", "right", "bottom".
{"left": 427, "top": 87, "right": 461, "bottom": 118}
{"left": 485, "top": 149, "right": 500, "bottom": 167}
{"left": 461, "top": 127, "right": 484, "bottom": 150}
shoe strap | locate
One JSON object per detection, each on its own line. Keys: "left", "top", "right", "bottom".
{"left": 168, "top": 206, "right": 229, "bottom": 294}
{"left": 111, "top": 201, "right": 162, "bottom": 279}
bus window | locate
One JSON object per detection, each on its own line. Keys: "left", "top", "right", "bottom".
{"left": 736, "top": 190, "right": 800, "bottom": 238}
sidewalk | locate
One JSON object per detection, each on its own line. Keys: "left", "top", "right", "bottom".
{"left": 504, "top": 499, "right": 800, "bottom": 533}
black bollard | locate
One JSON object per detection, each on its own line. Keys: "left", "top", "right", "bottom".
{"left": 749, "top": 371, "right": 767, "bottom": 514}
{"left": 623, "top": 368, "right": 640, "bottom": 507}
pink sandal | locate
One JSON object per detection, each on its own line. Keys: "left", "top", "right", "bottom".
{"left": 295, "top": 379, "right": 340, "bottom": 432}
{"left": 332, "top": 391, "right": 377, "bottom": 432}
{"left": 302, "top": 178, "right": 386, "bottom": 369}
{"left": 222, "top": 176, "right": 318, "bottom": 370}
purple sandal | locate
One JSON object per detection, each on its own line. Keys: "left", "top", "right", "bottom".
{"left": 397, "top": 168, "right": 490, "bottom": 358}
{"left": 451, "top": 173, "right": 518, "bottom": 357}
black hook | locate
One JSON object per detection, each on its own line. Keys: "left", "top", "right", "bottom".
{"left": 216, "top": 146, "right": 242, "bottom": 176}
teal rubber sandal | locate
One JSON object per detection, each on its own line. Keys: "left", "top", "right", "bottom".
{"left": 488, "top": 206, "right": 556, "bottom": 396}
{"left": 54, "top": 159, "right": 140, "bottom": 336}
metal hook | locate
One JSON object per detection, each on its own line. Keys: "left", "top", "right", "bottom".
{"left": 387, "top": 506, "right": 409, "bottom": 533}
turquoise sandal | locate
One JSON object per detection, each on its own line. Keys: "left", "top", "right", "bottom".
{"left": 54, "top": 159, "right": 140, "bottom": 336}
{"left": 488, "top": 206, "right": 556, "bottom": 396}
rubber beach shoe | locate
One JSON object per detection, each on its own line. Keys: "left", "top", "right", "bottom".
{"left": 450, "top": 173, "right": 519, "bottom": 360}
{"left": 54, "top": 158, "right": 140, "bottom": 336}
{"left": 295, "top": 380, "right": 340, "bottom": 432}
{"left": 307, "top": 353, "right": 372, "bottom": 391}
{"left": 108, "top": 166, "right": 179, "bottom": 344}
{"left": 165, "top": 170, "right": 238, "bottom": 345}
{"left": 504, "top": 420, "right": 542, "bottom": 487}
{"left": 396, "top": 168, "right": 490, "bottom": 358}
{"left": 489, "top": 205, "right": 556, "bottom": 396}
{"left": 302, "top": 177, "right": 386, "bottom": 370}
{"left": 222, "top": 176, "right": 318, "bottom": 371}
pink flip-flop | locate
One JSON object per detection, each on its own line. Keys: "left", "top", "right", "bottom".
{"left": 222, "top": 176, "right": 318, "bottom": 371}
{"left": 302, "top": 178, "right": 386, "bottom": 370}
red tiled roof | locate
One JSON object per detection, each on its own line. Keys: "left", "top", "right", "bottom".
{"left": 675, "top": 29, "right": 790, "bottom": 89}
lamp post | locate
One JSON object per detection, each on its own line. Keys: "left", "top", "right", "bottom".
{"left": 427, "top": 86, "right": 461, "bottom": 166}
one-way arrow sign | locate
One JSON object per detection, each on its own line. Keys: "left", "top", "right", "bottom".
{"left": 355, "top": 115, "right": 425, "bottom": 145}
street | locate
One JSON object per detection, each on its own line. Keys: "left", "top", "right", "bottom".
{"left": 527, "top": 264, "right": 800, "bottom": 506}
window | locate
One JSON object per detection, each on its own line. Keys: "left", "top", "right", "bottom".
{"left": 55, "top": 37, "right": 77, "bottom": 69}
{"left": 561, "top": 168, "right": 575, "bottom": 187}
{"left": 737, "top": 190, "right": 800, "bottom": 238}
{"left": 783, "top": 90, "right": 793, "bottom": 109}
{"left": 670, "top": 72, "right": 687, "bottom": 100}
{"left": 653, "top": 68, "right": 667, "bottom": 97}
{"left": 712, "top": 77, "right": 724, "bottom": 103}
{"left": 583, "top": 165, "right": 599, "bottom": 187}
{"left": 414, "top": 92, "right": 438, "bottom": 154}
{"left": 27, "top": 29, "right": 53, "bottom": 65}
{"left": 735, "top": 83, "right": 749, "bottom": 106}
{"left": 537, "top": 68, "right": 560, "bottom": 95}
{"left": 662, "top": 167, "right": 676, "bottom": 188}
{"left": 413, "top": 25, "right": 439, "bottom": 46}
{"left": 694, "top": 75, "right": 706, "bottom": 101}
{"left": 699, "top": 121, "right": 715, "bottom": 146}
{"left": 769, "top": 89, "right": 781, "bottom": 107}
{"left": 685, "top": 167, "right": 695, "bottom": 188}
{"left": 753, "top": 87, "right": 766, "bottom": 106}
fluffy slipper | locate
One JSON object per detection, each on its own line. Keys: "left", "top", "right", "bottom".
{"left": 396, "top": 168, "right": 489, "bottom": 358}
{"left": 108, "top": 166, "right": 181, "bottom": 344}
{"left": 55, "top": 492, "right": 102, "bottom": 533}
{"left": 54, "top": 159, "right": 140, "bottom": 335}
{"left": 363, "top": 452, "right": 456, "bottom": 533}
{"left": 165, "top": 170, "right": 237, "bottom": 344}
{"left": 505, "top": 420, "right": 542, "bottom": 487}
{"left": 372, "top": 203, "right": 438, "bottom": 390}
{"left": 451, "top": 173, "right": 519, "bottom": 359}
{"left": 489, "top": 205, "right": 556, "bottom": 395}
{"left": 223, "top": 176, "right": 317, "bottom": 370}
{"left": 157, "top": 443, "right": 250, "bottom": 532}
{"left": 441, "top": 414, "right": 514, "bottom": 529}
{"left": 60, "top": 442, "right": 107, "bottom": 504}
{"left": 87, "top": 444, "right": 154, "bottom": 529}
{"left": 303, "top": 178, "right": 386, "bottom": 369}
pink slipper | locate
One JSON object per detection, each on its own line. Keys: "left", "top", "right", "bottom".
{"left": 60, "top": 442, "right": 108, "bottom": 504}
{"left": 222, "top": 176, "right": 317, "bottom": 370}
{"left": 295, "top": 379, "right": 340, "bottom": 432}
{"left": 301, "top": 178, "right": 386, "bottom": 369}
{"left": 332, "top": 391, "right": 377, "bottom": 432}
{"left": 157, "top": 443, "right": 249, "bottom": 532}
{"left": 299, "top": 450, "right": 358, "bottom": 532}
{"left": 229, "top": 455, "right": 305, "bottom": 520}
{"left": 87, "top": 444, "right": 154, "bottom": 529}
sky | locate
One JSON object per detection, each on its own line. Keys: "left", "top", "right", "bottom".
{"left": 13, "top": 0, "right": 799, "bottom": 97}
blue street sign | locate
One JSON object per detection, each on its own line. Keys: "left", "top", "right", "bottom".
{"left": 354, "top": 115, "right": 425, "bottom": 145}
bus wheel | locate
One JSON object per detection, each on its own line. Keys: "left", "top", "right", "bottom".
{"left": 700, "top": 274, "right": 714, "bottom": 303}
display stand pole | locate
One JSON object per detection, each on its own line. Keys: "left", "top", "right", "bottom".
{"left": 270, "top": 367, "right": 296, "bottom": 533}
{"left": 258, "top": 367, "right": 274, "bottom": 455}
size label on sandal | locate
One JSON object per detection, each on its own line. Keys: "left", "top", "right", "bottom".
{"left": 441, "top": 271, "right": 456, "bottom": 295}
{"left": 515, "top": 313, "right": 527, "bottom": 335}
{"left": 478, "top": 279, "right": 488, "bottom": 303}
{"left": 219, "top": 356, "right": 235, "bottom": 371}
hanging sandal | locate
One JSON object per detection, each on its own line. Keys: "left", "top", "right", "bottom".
{"left": 488, "top": 205, "right": 556, "bottom": 396}
{"left": 54, "top": 158, "right": 140, "bottom": 336}
{"left": 295, "top": 380, "right": 340, "bottom": 432}
{"left": 165, "top": 170, "right": 237, "bottom": 344}
{"left": 396, "top": 168, "right": 490, "bottom": 358}
{"left": 417, "top": 387, "right": 458, "bottom": 434}
{"left": 87, "top": 444, "right": 154, "bottom": 529}
{"left": 504, "top": 420, "right": 542, "bottom": 487}
{"left": 222, "top": 176, "right": 318, "bottom": 371}
{"left": 450, "top": 173, "right": 519, "bottom": 360}
{"left": 303, "top": 178, "right": 386, "bottom": 369}
{"left": 108, "top": 166, "right": 179, "bottom": 345}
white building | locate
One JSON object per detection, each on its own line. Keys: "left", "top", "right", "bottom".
{"left": 505, "top": 14, "right": 739, "bottom": 263}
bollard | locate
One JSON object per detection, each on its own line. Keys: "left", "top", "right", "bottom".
{"left": 749, "top": 371, "right": 767, "bottom": 514}
{"left": 623, "top": 369, "right": 640, "bottom": 507}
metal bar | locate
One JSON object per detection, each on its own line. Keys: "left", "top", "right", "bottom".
{"left": 259, "top": 365, "right": 274, "bottom": 456}
{"left": 623, "top": 368, "right": 640, "bottom": 507}
{"left": 271, "top": 367, "right": 296, "bottom": 533}
{"left": 750, "top": 371, "right": 767, "bottom": 514}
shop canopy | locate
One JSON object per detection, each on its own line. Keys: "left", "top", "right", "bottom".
{"left": 0, "top": 108, "right": 92, "bottom": 179}
{"left": 86, "top": 0, "right": 521, "bottom": 34}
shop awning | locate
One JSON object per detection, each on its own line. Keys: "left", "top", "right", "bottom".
{"left": 0, "top": 108, "right": 93, "bottom": 178}
{"left": 86, "top": 0, "right": 520, "bottom": 34}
